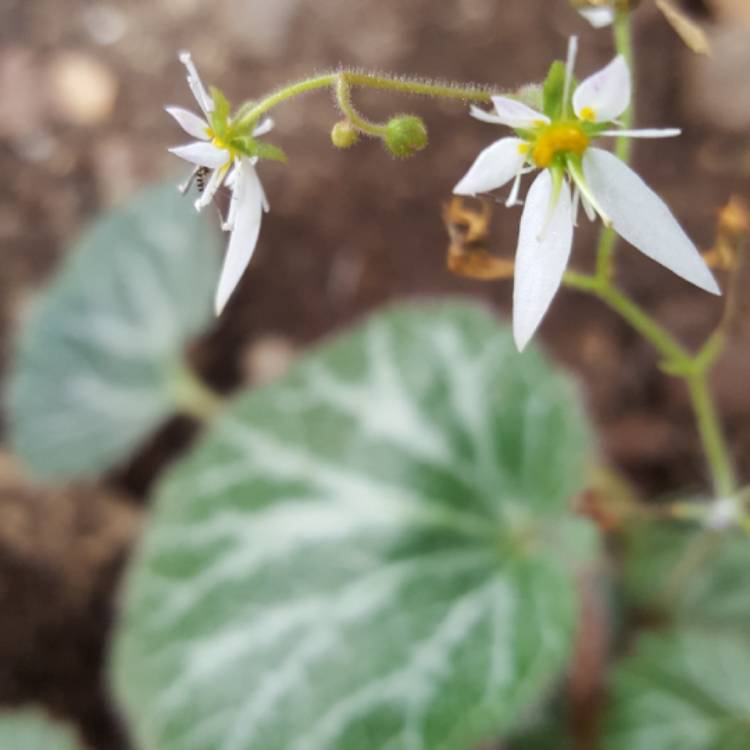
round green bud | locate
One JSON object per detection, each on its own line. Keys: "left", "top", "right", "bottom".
{"left": 384, "top": 115, "right": 428, "bottom": 158}
{"left": 331, "top": 120, "right": 359, "bottom": 149}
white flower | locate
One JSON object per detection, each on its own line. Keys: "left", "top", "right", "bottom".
{"left": 454, "top": 38, "right": 719, "bottom": 351}
{"left": 167, "top": 51, "right": 273, "bottom": 314}
{"left": 578, "top": 5, "right": 615, "bottom": 28}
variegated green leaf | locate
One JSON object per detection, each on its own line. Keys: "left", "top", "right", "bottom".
{"left": 6, "top": 184, "right": 220, "bottom": 479}
{"left": 0, "top": 709, "right": 86, "bottom": 750}
{"left": 113, "top": 301, "right": 596, "bottom": 750}
{"left": 604, "top": 629, "right": 750, "bottom": 750}
{"left": 623, "top": 523, "right": 750, "bottom": 630}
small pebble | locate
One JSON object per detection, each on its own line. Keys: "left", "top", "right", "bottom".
{"left": 48, "top": 50, "right": 118, "bottom": 126}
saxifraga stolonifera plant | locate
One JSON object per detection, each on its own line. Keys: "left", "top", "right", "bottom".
{"left": 167, "top": 1, "right": 742, "bottom": 529}
{"left": 101, "top": 2, "right": 750, "bottom": 748}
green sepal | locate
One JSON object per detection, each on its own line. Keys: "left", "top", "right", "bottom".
{"left": 514, "top": 127, "right": 536, "bottom": 141}
{"left": 209, "top": 86, "right": 231, "bottom": 136}
{"left": 542, "top": 61, "right": 567, "bottom": 120}
{"left": 253, "top": 141, "right": 288, "bottom": 163}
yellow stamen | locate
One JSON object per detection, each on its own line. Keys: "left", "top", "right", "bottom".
{"left": 579, "top": 106, "right": 596, "bottom": 123}
{"left": 531, "top": 123, "right": 589, "bottom": 168}
{"left": 518, "top": 143, "right": 530, "bottom": 155}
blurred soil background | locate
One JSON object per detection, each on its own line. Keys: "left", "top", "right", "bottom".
{"left": 0, "top": 0, "right": 748, "bottom": 747}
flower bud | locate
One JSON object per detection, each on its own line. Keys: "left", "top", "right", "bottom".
{"left": 384, "top": 115, "right": 428, "bottom": 158}
{"left": 331, "top": 120, "right": 359, "bottom": 149}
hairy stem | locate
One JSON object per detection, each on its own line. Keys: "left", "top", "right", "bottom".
{"left": 685, "top": 372, "right": 736, "bottom": 498}
{"left": 236, "top": 70, "right": 496, "bottom": 130}
{"left": 335, "top": 75, "right": 387, "bottom": 137}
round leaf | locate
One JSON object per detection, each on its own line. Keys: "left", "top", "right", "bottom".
{"left": 623, "top": 523, "right": 750, "bottom": 630}
{"left": 604, "top": 629, "right": 750, "bottom": 750}
{"left": 6, "top": 184, "right": 220, "bottom": 478}
{"left": 0, "top": 709, "right": 86, "bottom": 750}
{"left": 113, "top": 301, "right": 596, "bottom": 750}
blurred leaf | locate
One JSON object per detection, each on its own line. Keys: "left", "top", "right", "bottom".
{"left": 507, "top": 709, "right": 572, "bottom": 750}
{"left": 622, "top": 522, "right": 750, "bottom": 630}
{"left": 6, "top": 183, "right": 220, "bottom": 479}
{"left": 0, "top": 709, "right": 86, "bottom": 750}
{"left": 603, "top": 629, "right": 750, "bottom": 750}
{"left": 607, "top": 522, "right": 750, "bottom": 749}
{"left": 112, "top": 301, "right": 597, "bottom": 750}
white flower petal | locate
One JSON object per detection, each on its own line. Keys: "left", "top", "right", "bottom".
{"left": 215, "top": 160, "right": 265, "bottom": 314}
{"left": 178, "top": 50, "right": 213, "bottom": 116}
{"left": 581, "top": 192, "right": 597, "bottom": 222}
{"left": 513, "top": 171, "right": 574, "bottom": 351}
{"left": 490, "top": 97, "right": 550, "bottom": 128}
{"left": 578, "top": 7, "right": 615, "bottom": 28}
{"left": 469, "top": 104, "right": 506, "bottom": 125}
{"left": 600, "top": 128, "right": 681, "bottom": 138}
{"left": 505, "top": 170, "right": 524, "bottom": 208}
{"left": 169, "top": 142, "right": 230, "bottom": 169}
{"left": 572, "top": 187, "right": 581, "bottom": 226}
{"left": 573, "top": 55, "right": 631, "bottom": 123}
{"left": 453, "top": 137, "right": 527, "bottom": 196}
{"left": 165, "top": 106, "right": 210, "bottom": 140}
{"left": 583, "top": 148, "right": 720, "bottom": 294}
{"left": 253, "top": 117, "right": 274, "bottom": 137}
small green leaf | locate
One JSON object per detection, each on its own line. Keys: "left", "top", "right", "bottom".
{"left": 542, "top": 61, "right": 567, "bottom": 119}
{"left": 112, "top": 301, "right": 596, "bottom": 750}
{"left": 253, "top": 141, "right": 288, "bottom": 163}
{"left": 6, "top": 184, "right": 220, "bottom": 479}
{"left": 0, "top": 709, "right": 86, "bottom": 750}
{"left": 603, "top": 629, "right": 750, "bottom": 750}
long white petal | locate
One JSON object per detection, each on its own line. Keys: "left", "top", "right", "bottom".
{"left": 578, "top": 7, "right": 615, "bottom": 28}
{"left": 453, "top": 137, "right": 527, "bottom": 196}
{"left": 562, "top": 36, "right": 579, "bottom": 114}
{"left": 600, "top": 128, "right": 681, "bottom": 138}
{"left": 490, "top": 97, "right": 550, "bottom": 128}
{"left": 165, "top": 106, "right": 210, "bottom": 140}
{"left": 178, "top": 50, "right": 213, "bottom": 117}
{"left": 581, "top": 192, "right": 597, "bottom": 222}
{"left": 253, "top": 117, "right": 274, "bottom": 137}
{"left": 215, "top": 160, "right": 265, "bottom": 314}
{"left": 583, "top": 147, "right": 720, "bottom": 294}
{"left": 506, "top": 170, "right": 524, "bottom": 208}
{"left": 513, "top": 171, "right": 574, "bottom": 351}
{"left": 169, "top": 142, "right": 230, "bottom": 168}
{"left": 573, "top": 55, "right": 630, "bottom": 123}
{"left": 469, "top": 104, "right": 506, "bottom": 125}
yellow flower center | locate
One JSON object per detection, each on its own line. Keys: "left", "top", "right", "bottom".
{"left": 530, "top": 123, "right": 590, "bottom": 168}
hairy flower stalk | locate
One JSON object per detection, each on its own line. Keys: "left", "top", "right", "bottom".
{"left": 167, "top": 52, "right": 283, "bottom": 314}
{"left": 454, "top": 37, "right": 719, "bottom": 350}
